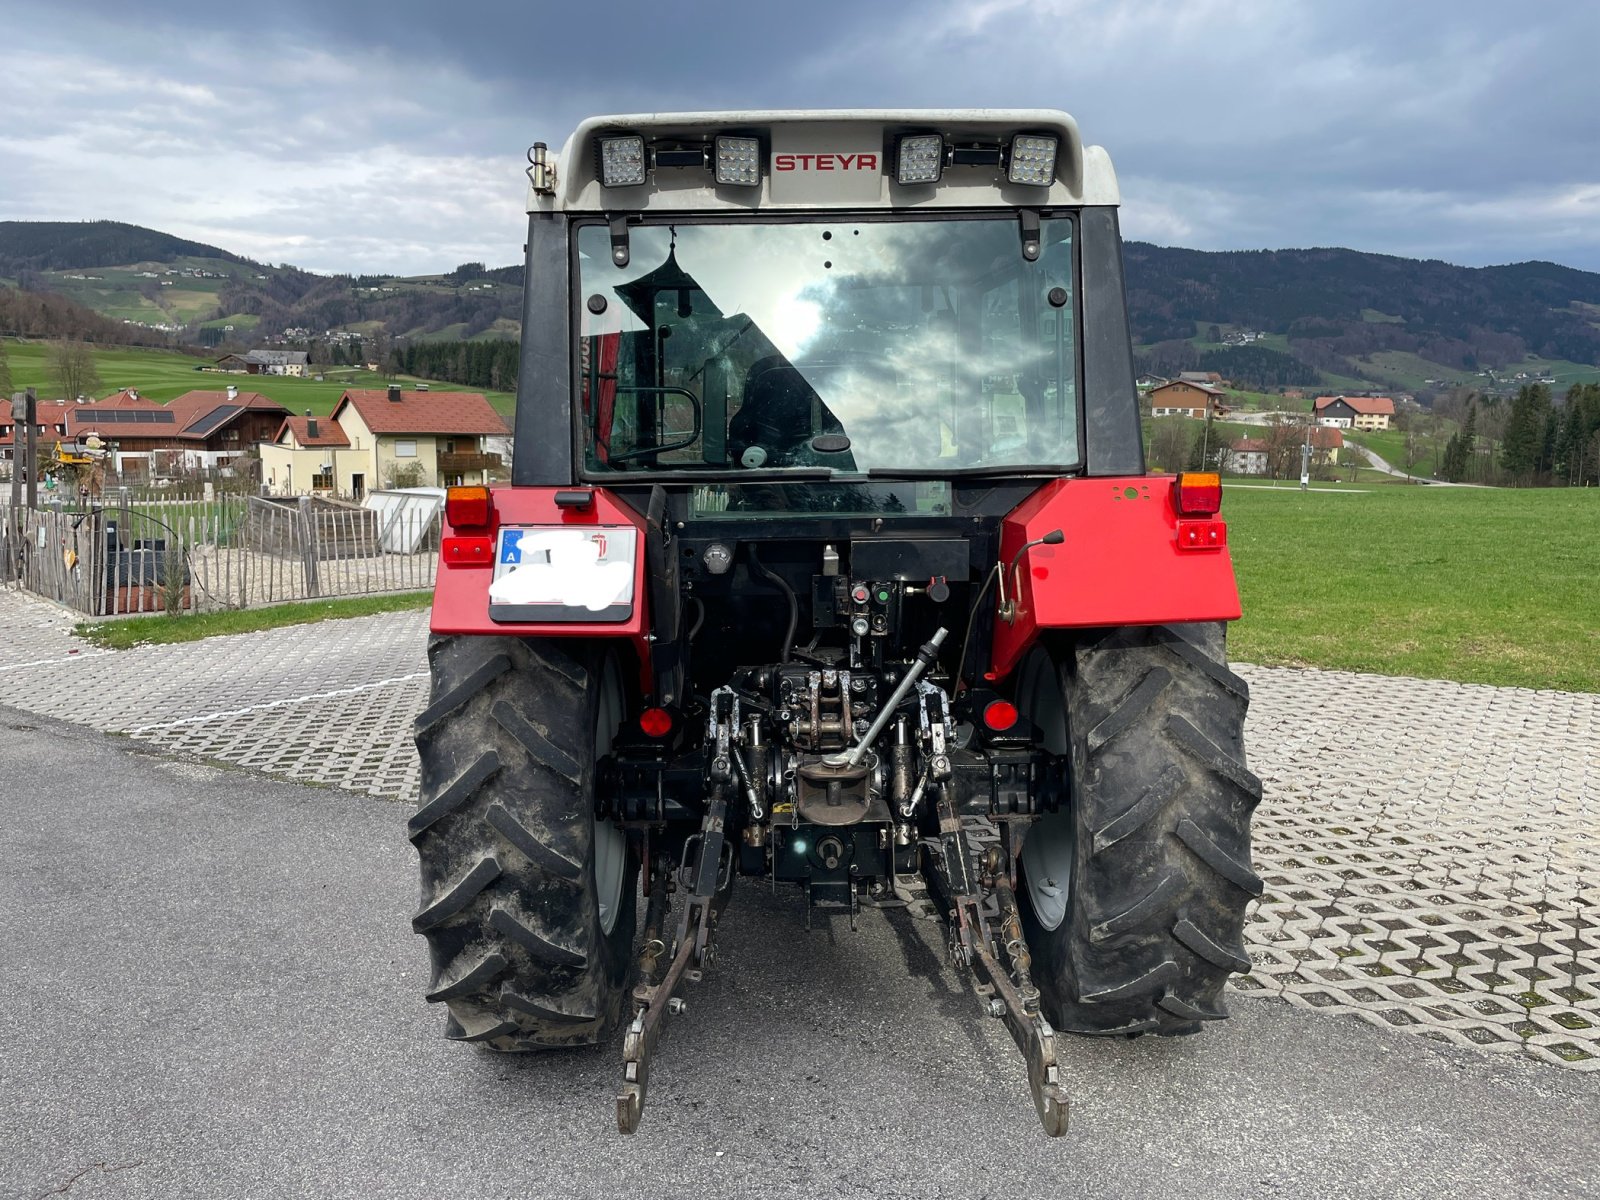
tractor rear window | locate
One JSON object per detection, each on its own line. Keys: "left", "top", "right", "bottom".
{"left": 576, "top": 215, "right": 1078, "bottom": 477}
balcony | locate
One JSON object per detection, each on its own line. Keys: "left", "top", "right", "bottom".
{"left": 438, "top": 451, "right": 501, "bottom": 474}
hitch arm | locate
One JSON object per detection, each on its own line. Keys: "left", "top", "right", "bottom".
{"left": 616, "top": 787, "right": 731, "bottom": 1135}
{"left": 935, "top": 799, "right": 1070, "bottom": 1137}
{"left": 617, "top": 906, "right": 700, "bottom": 1134}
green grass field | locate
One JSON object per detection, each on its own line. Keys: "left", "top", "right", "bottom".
{"left": 1224, "top": 485, "right": 1600, "bottom": 691}
{"left": 62, "top": 474, "right": 1600, "bottom": 693}
{"left": 75, "top": 591, "right": 433, "bottom": 649}
{"left": 2, "top": 338, "right": 515, "bottom": 420}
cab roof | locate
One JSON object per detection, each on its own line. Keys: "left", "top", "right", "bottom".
{"left": 533, "top": 108, "right": 1119, "bottom": 214}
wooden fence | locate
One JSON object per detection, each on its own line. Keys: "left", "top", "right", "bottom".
{"left": 2, "top": 492, "right": 440, "bottom": 617}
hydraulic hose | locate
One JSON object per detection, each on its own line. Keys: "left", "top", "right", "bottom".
{"left": 748, "top": 547, "right": 798, "bottom": 664}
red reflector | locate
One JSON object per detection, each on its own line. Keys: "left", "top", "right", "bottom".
{"left": 983, "top": 700, "right": 1019, "bottom": 732}
{"left": 445, "top": 485, "right": 492, "bottom": 529}
{"left": 1176, "top": 519, "right": 1227, "bottom": 551}
{"left": 639, "top": 707, "right": 673, "bottom": 738}
{"left": 1174, "top": 472, "right": 1222, "bottom": 516}
{"left": 442, "top": 535, "right": 494, "bottom": 567}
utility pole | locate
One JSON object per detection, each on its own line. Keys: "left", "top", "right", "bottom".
{"left": 23, "top": 387, "right": 38, "bottom": 510}
{"left": 8, "top": 391, "right": 23, "bottom": 513}
{"left": 7, "top": 391, "right": 24, "bottom": 581}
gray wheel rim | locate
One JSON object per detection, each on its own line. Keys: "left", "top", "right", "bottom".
{"left": 594, "top": 658, "right": 626, "bottom": 936}
{"left": 1018, "top": 649, "right": 1073, "bottom": 932}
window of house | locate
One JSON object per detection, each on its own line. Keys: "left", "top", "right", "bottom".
{"left": 312, "top": 471, "right": 333, "bottom": 490}
{"left": 395, "top": 440, "right": 418, "bottom": 457}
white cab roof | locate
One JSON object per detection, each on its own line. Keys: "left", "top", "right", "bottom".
{"left": 533, "top": 109, "right": 1119, "bottom": 213}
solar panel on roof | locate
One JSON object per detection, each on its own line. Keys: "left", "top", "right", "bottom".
{"left": 77, "top": 410, "right": 177, "bottom": 425}
{"left": 184, "top": 404, "right": 243, "bottom": 438}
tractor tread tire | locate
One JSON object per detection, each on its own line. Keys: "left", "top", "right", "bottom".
{"left": 1023, "top": 623, "right": 1261, "bottom": 1037}
{"left": 411, "top": 634, "right": 635, "bottom": 1051}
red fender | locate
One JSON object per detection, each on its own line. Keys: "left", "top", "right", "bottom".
{"left": 430, "top": 486, "right": 652, "bottom": 694}
{"left": 988, "top": 475, "right": 1241, "bottom": 680}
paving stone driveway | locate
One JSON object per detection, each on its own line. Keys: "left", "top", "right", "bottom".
{"left": 3, "top": 587, "right": 1595, "bottom": 1071}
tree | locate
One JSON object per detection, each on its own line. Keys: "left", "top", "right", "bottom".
{"left": 1187, "top": 422, "right": 1218, "bottom": 471}
{"left": 1443, "top": 401, "right": 1479, "bottom": 483}
{"left": 1260, "top": 415, "right": 1306, "bottom": 480}
{"left": 1148, "top": 417, "right": 1190, "bottom": 473}
{"left": 0, "top": 339, "right": 12, "bottom": 398}
{"left": 1499, "top": 384, "right": 1550, "bottom": 485}
{"left": 47, "top": 340, "right": 102, "bottom": 401}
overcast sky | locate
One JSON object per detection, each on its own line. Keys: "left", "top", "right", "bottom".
{"left": 3, "top": 0, "right": 1597, "bottom": 276}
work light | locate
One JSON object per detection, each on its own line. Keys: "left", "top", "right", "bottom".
{"left": 713, "top": 136, "right": 762, "bottom": 186}
{"left": 1007, "top": 134, "right": 1058, "bottom": 186}
{"left": 598, "top": 136, "right": 647, "bottom": 187}
{"left": 896, "top": 134, "right": 944, "bottom": 185}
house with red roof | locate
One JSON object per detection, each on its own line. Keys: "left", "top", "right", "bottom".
{"left": 3, "top": 385, "right": 288, "bottom": 481}
{"left": 1308, "top": 425, "right": 1344, "bottom": 464}
{"left": 259, "top": 384, "right": 508, "bottom": 497}
{"left": 1147, "top": 379, "right": 1226, "bottom": 419}
{"left": 1313, "top": 395, "right": 1395, "bottom": 431}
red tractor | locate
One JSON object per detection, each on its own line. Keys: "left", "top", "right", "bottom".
{"left": 410, "top": 110, "right": 1259, "bottom": 1136}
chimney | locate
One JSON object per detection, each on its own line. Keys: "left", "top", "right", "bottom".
{"left": 128, "top": 389, "right": 138, "bottom": 402}
{"left": 388, "top": 384, "right": 402, "bottom": 403}
{"left": 305, "top": 408, "right": 319, "bottom": 440}
{"left": 227, "top": 385, "right": 238, "bottom": 402}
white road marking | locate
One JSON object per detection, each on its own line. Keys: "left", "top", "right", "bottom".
{"left": 0, "top": 650, "right": 108, "bottom": 673}
{"left": 126, "top": 672, "right": 429, "bottom": 733}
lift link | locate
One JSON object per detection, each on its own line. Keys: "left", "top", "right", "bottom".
{"left": 617, "top": 784, "right": 732, "bottom": 1135}
{"left": 937, "top": 794, "right": 1070, "bottom": 1137}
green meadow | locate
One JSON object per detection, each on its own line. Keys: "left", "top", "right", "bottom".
{"left": 1224, "top": 484, "right": 1600, "bottom": 692}
{"left": 2, "top": 338, "right": 515, "bottom": 421}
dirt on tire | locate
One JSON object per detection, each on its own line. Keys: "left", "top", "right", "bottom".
{"left": 1018, "top": 623, "right": 1262, "bottom": 1037}
{"left": 409, "top": 634, "right": 636, "bottom": 1050}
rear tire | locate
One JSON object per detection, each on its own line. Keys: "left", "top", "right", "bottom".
{"left": 410, "top": 634, "right": 637, "bottom": 1050}
{"left": 1016, "top": 624, "right": 1262, "bottom": 1037}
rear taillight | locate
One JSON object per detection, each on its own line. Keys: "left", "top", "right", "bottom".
{"left": 639, "top": 707, "right": 673, "bottom": 738}
{"left": 982, "top": 700, "right": 1019, "bottom": 732}
{"left": 445, "top": 485, "right": 493, "bottom": 529}
{"left": 1173, "top": 472, "right": 1222, "bottom": 516}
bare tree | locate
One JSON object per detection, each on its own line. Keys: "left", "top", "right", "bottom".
{"left": 1147, "top": 418, "right": 1191, "bottom": 473}
{"left": 1260, "top": 414, "right": 1305, "bottom": 479}
{"left": 47, "top": 340, "right": 103, "bottom": 401}
{"left": 0, "top": 339, "right": 12, "bottom": 398}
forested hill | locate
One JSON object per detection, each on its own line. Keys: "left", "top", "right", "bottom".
{"left": 7, "top": 219, "right": 1600, "bottom": 392}
{"left": 1124, "top": 243, "right": 1600, "bottom": 369}
{"left": 0, "top": 221, "right": 248, "bottom": 274}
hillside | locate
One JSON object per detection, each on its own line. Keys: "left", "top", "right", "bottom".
{"left": 0, "top": 221, "right": 247, "bottom": 274}
{"left": 1124, "top": 243, "right": 1600, "bottom": 392}
{"left": 7, "top": 220, "right": 1600, "bottom": 394}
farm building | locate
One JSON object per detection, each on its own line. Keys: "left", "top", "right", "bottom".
{"left": 216, "top": 350, "right": 312, "bottom": 377}
{"left": 1147, "top": 379, "right": 1226, "bottom": 419}
{"left": 1314, "top": 395, "right": 1394, "bottom": 430}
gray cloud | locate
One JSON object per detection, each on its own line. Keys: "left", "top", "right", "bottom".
{"left": 2, "top": 0, "right": 1597, "bottom": 273}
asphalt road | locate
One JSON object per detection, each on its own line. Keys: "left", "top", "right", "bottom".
{"left": 2, "top": 710, "right": 1595, "bottom": 1200}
